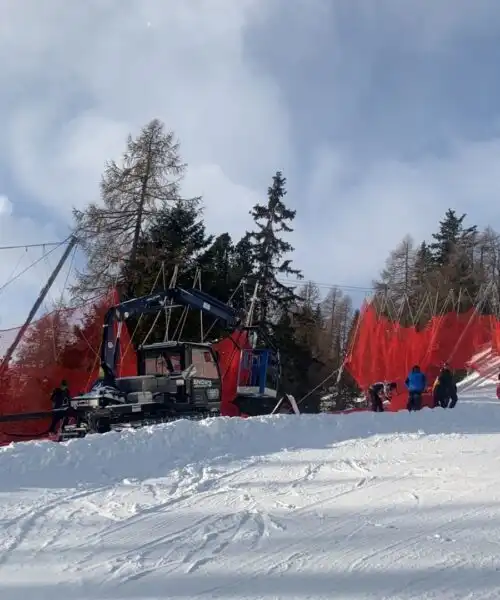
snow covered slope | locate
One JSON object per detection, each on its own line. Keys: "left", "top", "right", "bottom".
{"left": 2, "top": 401, "right": 500, "bottom": 599}
{"left": 459, "top": 345, "right": 500, "bottom": 402}
{"left": 458, "top": 372, "right": 497, "bottom": 401}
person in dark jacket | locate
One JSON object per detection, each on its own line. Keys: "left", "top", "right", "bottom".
{"left": 368, "top": 381, "right": 397, "bottom": 412}
{"left": 49, "top": 380, "right": 71, "bottom": 434}
{"left": 433, "top": 363, "right": 458, "bottom": 408}
{"left": 51, "top": 380, "right": 71, "bottom": 409}
{"left": 405, "top": 365, "right": 427, "bottom": 411}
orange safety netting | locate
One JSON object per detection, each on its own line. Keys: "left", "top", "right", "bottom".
{"left": 345, "top": 300, "right": 500, "bottom": 411}
{"left": 0, "top": 290, "right": 136, "bottom": 444}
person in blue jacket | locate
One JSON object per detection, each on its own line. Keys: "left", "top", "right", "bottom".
{"left": 405, "top": 365, "right": 427, "bottom": 412}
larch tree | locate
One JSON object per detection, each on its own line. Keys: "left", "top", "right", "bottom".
{"left": 318, "top": 288, "right": 354, "bottom": 374}
{"left": 72, "top": 119, "right": 197, "bottom": 298}
{"left": 282, "top": 281, "right": 325, "bottom": 406}
{"left": 466, "top": 226, "right": 500, "bottom": 315}
{"left": 333, "top": 294, "right": 354, "bottom": 365}
{"left": 474, "top": 227, "right": 500, "bottom": 286}
{"left": 292, "top": 281, "right": 322, "bottom": 357}
{"left": 373, "top": 235, "right": 416, "bottom": 324}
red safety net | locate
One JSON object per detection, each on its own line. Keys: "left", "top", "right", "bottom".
{"left": 0, "top": 290, "right": 137, "bottom": 445}
{"left": 214, "top": 329, "right": 252, "bottom": 417}
{"left": 345, "top": 300, "right": 500, "bottom": 411}
{"left": 0, "top": 290, "right": 254, "bottom": 443}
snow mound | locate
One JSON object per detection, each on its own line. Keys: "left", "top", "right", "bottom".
{"left": 2, "top": 402, "right": 500, "bottom": 491}
{"left": 458, "top": 345, "right": 500, "bottom": 399}
{"left": 458, "top": 372, "right": 497, "bottom": 397}
{"left": 2, "top": 389, "right": 500, "bottom": 598}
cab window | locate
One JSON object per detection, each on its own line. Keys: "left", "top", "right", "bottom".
{"left": 191, "top": 348, "right": 218, "bottom": 378}
{"left": 144, "top": 356, "right": 166, "bottom": 375}
{"left": 144, "top": 351, "right": 181, "bottom": 375}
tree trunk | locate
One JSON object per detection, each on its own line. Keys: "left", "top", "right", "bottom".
{"left": 130, "top": 155, "right": 152, "bottom": 265}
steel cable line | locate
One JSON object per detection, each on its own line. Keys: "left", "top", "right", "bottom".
{"left": 0, "top": 241, "right": 67, "bottom": 251}
{"left": 0, "top": 238, "right": 73, "bottom": 296}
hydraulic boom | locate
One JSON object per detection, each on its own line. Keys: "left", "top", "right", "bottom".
{"left": 102, "top": 287, "right": 240, "bottom": 372}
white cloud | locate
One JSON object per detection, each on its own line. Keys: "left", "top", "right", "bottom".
{"left": 0, "top": 195, "right": 11, "bottom": 215}
{"left": 1, "top": 0, "right": 291, "bottom": 219}
{"left": 353, "top": 0, "right": 500, "bottom": 52}
{"left": 2, "top": 0, "right": 500, "bottom": 329}
{"left": 0, "top": 0, "right": 292, "bottom": 326}
{"left": 298, "top": 137, "right": 500, "bottom": 288}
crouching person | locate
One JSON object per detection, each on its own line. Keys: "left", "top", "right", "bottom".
{"left": 368, "top": 381, "right": 397, "bottom": 412}
{"left": 405, "top": 365, "right": 426, "bottom": 412}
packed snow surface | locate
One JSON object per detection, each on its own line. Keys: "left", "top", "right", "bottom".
{"left": 1, "top": 376, "right": 500, "bottom": 599}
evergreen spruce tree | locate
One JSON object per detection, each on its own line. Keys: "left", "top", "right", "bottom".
{"left": 247, "top": 170, "right": 302, "bottom": 332}
{"left": 244, "top": 170, "right": 314, "bottom": 400}
{"left": 198, "top": 233, "right": 242, "bottom": 306}
{"left": 413, "top": 242, "right": 433, "bottom": 276}
{"left": 407, "top": 241, "right": 435, "bottom": 326}
{"left": 232, "top": 233, "right": 255, "bottom": 283}
{"left": 123, "top": 198, "right": 212, "bottom": 299}
{"left": 430, "top": 209, "right": 479, "bottom": 311}
{"left": 430, "top": 209, "right": 477, "bottom": 267}
{"left": 120, "top": 199, "right": 213, "bottom": 344}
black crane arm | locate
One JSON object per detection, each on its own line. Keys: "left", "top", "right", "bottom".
{"left": 101, "top": 287, "right": 239, "bottom": 369}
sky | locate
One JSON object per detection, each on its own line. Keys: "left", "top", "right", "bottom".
{"left": 2, "top": 0, "right": 500, "bottom": 328}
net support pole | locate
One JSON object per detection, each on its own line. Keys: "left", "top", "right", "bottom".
{"left": 0, "top": 235, "right": 78, "bottom": 373}
{"left": 447, "top": 282, "right": 493, "bottom": 365}
{"left": 246, "top": 281, "right": 260, "bottom": 348}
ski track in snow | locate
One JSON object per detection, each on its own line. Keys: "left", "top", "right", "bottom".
{"left": 1, "top": 384, "right": 500, "bottom": 599}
